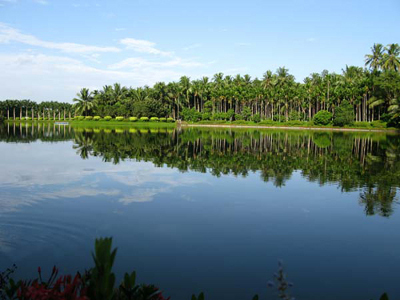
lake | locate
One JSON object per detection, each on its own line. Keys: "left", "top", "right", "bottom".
{"left": 0, "top": 123, "right": 399, "bottom": 300}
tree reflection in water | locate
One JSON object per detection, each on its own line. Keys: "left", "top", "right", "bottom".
{"left": 1, "top": 123, "right": 399, "bottom": 217}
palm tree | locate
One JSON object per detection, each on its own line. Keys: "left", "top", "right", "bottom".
{"left": 365, "top": 43, "right": 384, "bottom": 71}
{"left": 73, "top": 88, "right": 95, "bottom": 116}
{"left": 383, "top": 43, "right": 400, "bottom": 71}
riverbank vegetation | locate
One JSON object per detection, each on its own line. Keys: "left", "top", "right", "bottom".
{"left": 0, "top": 44, "right": 399, "bottom": 128}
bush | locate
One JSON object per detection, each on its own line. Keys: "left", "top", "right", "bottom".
{"left": 104, "top": 116, "right": 112, "bottom": 121}
{"left": 370, "top": 121, "right": 387, "bottom": 128}
{"left": 285, "top": 120, "right": 306, "bottom": 126}
{"left": 129, "top": 117, "right": 138, "bottom": 122}
{"left": 232, "top": 120, "right": 248, "bottom": 125}
{"left": 352, "top": 122, "right": 371, "bottom": 128}
{"left": 289, "top": 111, "right": 301, "bottom": 121}
{"left": 167, "top": 117, "right": 175, "bottom": 123}
{"left": 181, "top": 108, "right": 202, "bottom": 122}
{"left": 333, "top": 101, "right": 354, "bottom": 127}
{"left": 85, "top": 116, "right": 93, "bottom": 121}
{"left": 140, "top": 117, "right": 149, "bottom": 122}
{"left": 93, "top": 116, "right": 101, "bottom": 121}
{"left": 313, "top": 110, "right": 332, "bottom": 125}
{"left": 150, "top": 117, "right": 159, "bottom": 122}
{"left": 25, "top": 117, "right": 31, "bottom": 121}
{"left": 20, "top": 117, "right": 25, "bottom": 121}
{"left": 76, "top": 116, "right": 85, "bottom": 121}
{"left": 115, "top": 116, "right": 124, "bottom": 121}
{"left": 259, "top": 120, "right": 276, "bottom": 126}
{"left": 159, "top": 117, "right": 167, "bottom": 122}
{"left": 201, "top": 112, "right": 211, "bottom": 121}
{"left": 252, "top": 114, "right": 261, "bottom": 123}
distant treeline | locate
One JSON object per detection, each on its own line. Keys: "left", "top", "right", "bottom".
{"left": 1, "top": 43, "right": 399, "bottom": 126}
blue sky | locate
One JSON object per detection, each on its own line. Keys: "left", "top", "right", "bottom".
{"left": 0, "top": 0, "right": 399, "bottom": 102}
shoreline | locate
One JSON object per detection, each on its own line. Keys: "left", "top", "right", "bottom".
{"left": 3, "top": 120, "right": 399, "bottom": 133}
{"left": 181, "top": 123, "right": 399, "bottom": 133}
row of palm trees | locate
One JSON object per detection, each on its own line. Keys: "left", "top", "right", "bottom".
{"left": 1, "top": 43, "right": 399, "bottom": 124}
{"left": 70, "top": 43, "right": 400, "bottom": 123}
{"left": 0, "top": 100, "right": 73, "bottom": 120}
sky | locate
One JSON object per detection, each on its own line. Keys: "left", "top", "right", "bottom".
{"left": 0, "top": 0, "right": 399, "bottom": 102}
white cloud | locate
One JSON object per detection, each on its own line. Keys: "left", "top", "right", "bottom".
{"left": 120, "top": 38, "right": 172, "bottom": 56}
{"left": 0, "top": 23, "right": 120, "bottom": 53}
{"left": 0, "top": 53, "right": 185, "bottom": 101}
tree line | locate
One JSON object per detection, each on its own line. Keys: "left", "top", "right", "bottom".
{"left": 1, "top": 43, "right": 399, "bottom": 126}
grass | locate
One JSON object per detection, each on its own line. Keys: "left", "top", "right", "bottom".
{"left": 5, "top": 119, "right": 398, "bottom": 132}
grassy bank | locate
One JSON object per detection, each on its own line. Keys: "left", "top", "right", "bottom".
{"left": 181, "top": 120, "right": 399, "bottom": 132}
{"left": 4, "top": 119, "right": 399, "bottom": 133}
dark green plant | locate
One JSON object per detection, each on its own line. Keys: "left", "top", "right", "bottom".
{"left": 333, "top": 100, "right": 354, "bottom": 126}
{"left": 313, "top": 110, "right": 332, "bottom": 125}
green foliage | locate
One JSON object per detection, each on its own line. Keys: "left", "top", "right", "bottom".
{"left": 167, "top": 117, "right": 175, "bottom": 122}
{"left": 140, "top": 117, "right": 149, "bottom": 122}
{"left": 115, "top": 117, "right": 124, "bottom": 121}
{"left": 333, "top": 101, "right": 354, "bottom": 126}
{"left": 252, "top": 114, "right": 261, "bottom": 123}
{"left": 313, "top": 110, "right": 332, "bottom": 125}
{"left": 289, "top": 111, "right": 301, "bottom": 121}
{"left": 93, "top": 116, "right": 101, "bottom": 121}
{"left": 129, "top": 117, "right": 138, "bottom": 122}
{"left": 150, "top": 117, "right": 159, "bottom": 122}
{"left": 104, "top": 116, "right": 112, "bottom": 121}
{"left": 181, "top": 108, "right": 202, "bottom": 122}
{"left": 159, "top": 117, "right": 167, "bottom": 122}
{"left": 201, "top": 112, "right": 211, "bottom": 120}
{"left": 85, "top": 116, "right": 93, "bottom": 121}
{"left": 240, "top": 107, "right": 252, "bottom": 121}
{"left": 76, "top": 116, "right": 85, "bottom": 121}
{"left": 87, "top": 237, "right": 116, "bottom": 300}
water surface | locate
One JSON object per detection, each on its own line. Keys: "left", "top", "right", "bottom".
{"left": 0, "top": 123, "right": 399, "bottom": 300}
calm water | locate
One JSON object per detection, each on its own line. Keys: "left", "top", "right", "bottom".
{"left": 0, "top": 123, "right": 400, "bottom": 300}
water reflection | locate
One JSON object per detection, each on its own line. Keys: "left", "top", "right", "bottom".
{"left": 0, "top": 123, "right": 399, "bottom": 217}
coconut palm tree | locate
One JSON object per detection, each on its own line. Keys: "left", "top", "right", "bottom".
{"left": 383, "top": 43, "right": 400, "bottom": 72}
{"left": 365, "top": 43, "right": 384, "bottom": 71}
{"left": 73, "top": 88, "right": 95, "bottom": 116}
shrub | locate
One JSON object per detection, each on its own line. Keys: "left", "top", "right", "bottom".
{"left": 313, "top": 110, "right": 332, "bottom": 125}
{"left": 232, "top": 120, "right": 248, "bottom": 125}
{"left": 93, "top": 116, "right": 101, "bottom": 121}
{"left": 181, "top": 108, "right": 202, "bottom": 122}
{"left": 25, "top": 117, "right": 31, "bottom": 121}
{"left": 159, "top": 117, "right": 167, "bottom": 122}
{"left": 240, "top": 107, "right": 252, "bottom": 121}
{"left": 150, "top": 117, "right": 159, "bottom": 122}
{"left": 85, "top": 116, "right": 93, "bottom": 121}
{"left": 104, "top": 116, "right": 112, "bottom": 121}
{"left": 333, "top": 101, "right": 354, "bottom": 127}
{"left": 252, "top": 114, "right": 261, "bottom": 123}
{"left": 129, "top": 117, "right": 138, "bottom": 122}
{"left": 76, "top": 116, "right": 85, "bottom": 121}
{"left": 140, "top": 117, "right": 149, "bottom": 122}
{"left": 289, "top": 111, "right": 301, "bottom": 121}
{"left": 285, "top": 120, "right": 306, "bottom": 126}
{"left": 201, "top": 112, "right": 211, "bottom": 121}
{"left": 20, "top": 117, "right": 25, "bottom": 121}
{"left": 167, "top": 117, "right": 175, "bottom": 123}
{"left": 259, "top": 120, "right": 276, "bottom": 126}
{"left": 370, "top": 121, "right": 387, "bottom": 128}
{"left": 352, "top": 122, "right": 371, "bottom": 128}
{"left": 115, "top": 116, "right": 124, "bottom": 121}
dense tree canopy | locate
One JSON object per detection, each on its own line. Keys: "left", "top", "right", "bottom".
{"left": 1, "top": 44, "right": 399, "bottom": 126}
